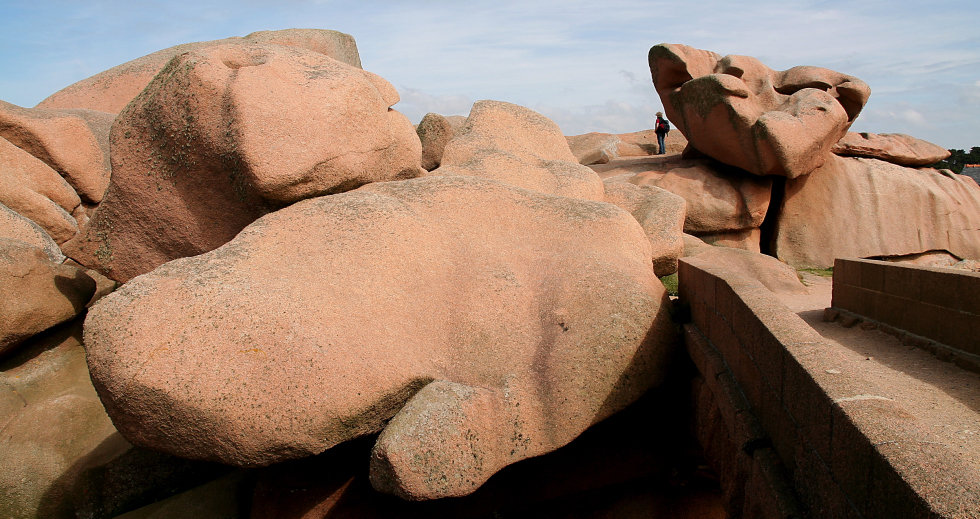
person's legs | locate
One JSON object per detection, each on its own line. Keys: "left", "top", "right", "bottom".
{"left": 657, "top": 133, "right": 666, "bottom": 154}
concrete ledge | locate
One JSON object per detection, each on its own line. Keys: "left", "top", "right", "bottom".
{"left": 833, "top": 258, "right": 980, "bottom": 356}
{"left": 678, "top": 257, "right": 980, "bottom": 518}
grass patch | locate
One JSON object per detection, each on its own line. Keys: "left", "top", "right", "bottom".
{"left": 659, "top": 273, "right": 679, "bottom": 297}
{"left": 797, "top": 267, "right": 834, "bottom": 277}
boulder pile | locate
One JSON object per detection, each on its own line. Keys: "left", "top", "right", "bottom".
{"left": 1, "top": 30, "right": 978, "bottom": 518}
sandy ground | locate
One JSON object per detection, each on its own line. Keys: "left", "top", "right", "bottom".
{"left": 776, "top": 273, "right": 980, "bottom": 470}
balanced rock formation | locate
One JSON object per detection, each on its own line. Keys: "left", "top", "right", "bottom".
{"left": 832, "top": 132, "right": 951, "bottom": 167}
{"left": 36, "top": 29, "right": 362, "bottom": 114}
{"left": 64, "top": 42, "right": 422, "bottom": 282}
{"left": 0, "top": 137, "right": 83, "bottom": 244}
{"left": 0, "top": 101, "right": 113, "bottom": 204}
{"left": 429, "top": 100, "right": 605, "bottom": 201}
{"left": 649, "top": 43, "right": 870, "bottom": 178}
{"left": 773, "top": 156, "right": 980, "bottom": 267}
{"left": 602, "top": 180, "right": 686, "bottom": 276}
{"left": 0, "top": 239, "right": 95, "bottom": 356}
{"left": 417, "top": 112, "right": 466, "bottom": 170}
{"left": 84, "top": 175, "right": 677, "bottom": 500}
{"left": 593, "top": 157, "right": 771, "bottom": 242}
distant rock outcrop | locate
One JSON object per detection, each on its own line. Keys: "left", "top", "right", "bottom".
{"left": 83, "top": 175, "right": 677, "bottom": 500}
{"left": 566, "top": 129, "right": 688, "bottom": 165}
{"left": 428, "top": 100, "right": 605, "bottom": 201}
{"left": 831, "top": 131, "right": 950, "bottom": 166}
{"left": 36, "top": 29, "right": 363, "bottom": 114}
{"left": 649, "top": 43, "right": 870, "bottom": 178}
{"left": 64, "top": 42, "right": 422, "bottom": 282}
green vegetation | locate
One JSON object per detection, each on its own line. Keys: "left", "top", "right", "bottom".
{"left": 659, "top": 273, "right": 679, "bottom": 297}
{"left": 932, "top": 147, "right": 980, "bottom": 173}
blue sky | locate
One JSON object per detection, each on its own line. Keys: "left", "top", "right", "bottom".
{"left": 1, "top": 0, "right": 978, "bottom": 149}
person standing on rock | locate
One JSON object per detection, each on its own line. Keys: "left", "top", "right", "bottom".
{"left": 655, "top": 112, "right": 670, "bottom": 155}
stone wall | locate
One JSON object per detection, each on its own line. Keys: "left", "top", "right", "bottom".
{"left": 832, "top": 258, "right": 980, "bottom": 364}
{"left": 677, "top": 258, "right": 976, "bottom": 518}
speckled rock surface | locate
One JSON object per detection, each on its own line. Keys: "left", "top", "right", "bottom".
{"left": 593, "top": 156, "right": 771, "bottom": 235}
{"left": 602, "top": 180, "right": 686, "bottom": 276}
{"left": 649, "top": 43, "right": 870, "bottom": 178}
{"left": 36, "top": 29, "right": 362, "bottom": 114}
{"left": 0, "top": 239, "right": 94, "bottom": 355}
{"left": 0, "top": 137, "right": 81, "bottom": 244}
{"left": 63, "top": 42, "right": 422, "bottom": 283}
{"left": 83, "top": 175, "right": 677, "bottom": 500}
{"left": 0, "top": 101, "right": 112, "bottom": 204}
{"left": 0, "top": 202, "right": 64, "bottom": 263}
{"left": 831, "top": 131, "right": 951, "bottom": 166}
{"left": 773, "top": 155, "right": 980, "bottom": 267}
{"left": 428, "top": 100, "right": 605, "bottom": 201}
{"left": 417, "top": 112, "right": 465, "bottom": 170}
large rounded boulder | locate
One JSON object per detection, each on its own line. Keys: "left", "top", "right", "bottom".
{"left": 36, "top": 29, "right": 363, "bottom": 114}
{"left": 64, "top": 42, "right": 422, "bottom": 282}
{"left": 429, "top": 100, "right": 605, "bottom": 201}
{"left": 83, "top": 175, "right": 677, "bottom": 500}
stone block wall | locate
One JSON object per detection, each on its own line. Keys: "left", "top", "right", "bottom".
{"left": 677, "top": 258, "right": 978, "bottom": 518}
{"left": 832, "top": 258, "right": 980, "bottom": 358}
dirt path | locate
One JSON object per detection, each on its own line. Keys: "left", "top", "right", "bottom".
{"left": 775, "top": 273, "right": 980, "bottom": 470}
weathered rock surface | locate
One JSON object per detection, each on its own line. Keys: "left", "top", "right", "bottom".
{"left": 429, "top": 100, "right": 605, "bottom": 201}
{"left": 566, "top": 129, "right": 688, "bottom": 166}
{"left": 64, "top": 42, "right": 422, "bottom": 282}
{"left": 0, "top": 202, "right": 64, "bottom": 262}
{"left": 0, "top": 319, "right": 122, "bottom": 519}
{"left": 84, "top": 175, "right": 677, "bottom": 500}
{"left": 695, "top": 228, "right": 762, "bottom": 253}
{"left": 0, "top": 137, "right": 82, "bottom": 244}
{"left": 36, "top": 29, "right": 362, "bottom": 114}
{"left": 0, "top": 239, "right": 95, "bottom": 356}
{"left": 0, "top": 101, "right": 113, "bottom": 203}
{"left": 417, "top": 112, "right": 465, "bottom": 170}
{"left": 832, "top": 132, "right": 950, "bottom": 166}
{"left": 592, "top": 156, "right": 771, "bottom": 236}
{"left": 684, "top": 244, "right": 806, "bottom": 295}
{"left": 649, "top": 43, "right": 870, "bottom": 178}
{"left": 602, "top": 180, "right": 686, "bottom": 276}
{"left": 773, "top": 156, "right": 980, "bottom": 267}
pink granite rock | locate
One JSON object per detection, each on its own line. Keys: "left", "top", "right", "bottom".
{"left": 832, "top": 132, "right": 950, "bottom": 166}
{"left": 0, "top": 202, "right": 64, "bottom": 262}
{"left": 417, "top": 113, "right": 466, "bottom": 171}
{"left": 773, "top": 156, "right": 980, "bottom": 267}
{"left": 684, "top": 244, "right": 806, "bottom": 295}
{"left": 83, "top": 175, "right": 677, "bottom": 501}
{"left": 649, "top": 43, "right": 870, "bottom": 178}
{"left": 592, "top": 156, "right": 771, "bottom": 236}
{"left": 64, "top": 43, "right": 422, "bottom": 282}
{"left": 0, "top": 239, "right": 95, "bottom": 356}
{"left": 0, "top": 101, "right": 112, "bottom": 204}
{"left": 429, "top": 101, "right": 604, "bottom": 201}
{"left": 37, "top": 29, "right": 362, "bottom": 114}
{"left": 602, "top": 179, "right": 686, "bottom": 276}
{"left": 0, "top": 137, "right": 81, "bottom": 244}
